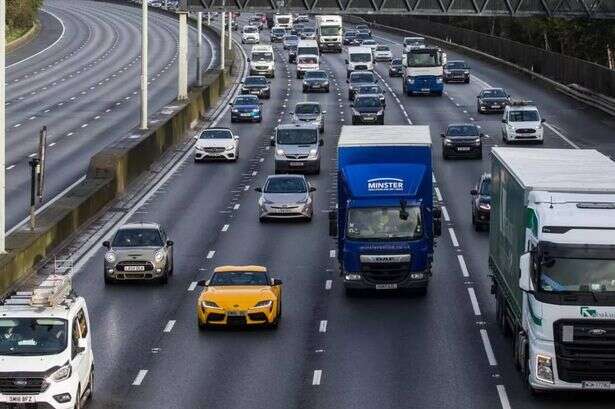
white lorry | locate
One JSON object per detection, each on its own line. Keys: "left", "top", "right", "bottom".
{"left": 490, "top": 147, "right": 615, "bottom": 393}
{"left": 315, "top": 15, "right": 342, "bottom": 53}
{"left": 273, "top": 14, "right": 293, "bottom": 29}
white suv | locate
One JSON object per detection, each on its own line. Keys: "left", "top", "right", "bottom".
{"left": 501, "top": 101, "right": 545, "bottom": 144}
{"left": 194, "top": 127, "right": 239, "bottom": 162}
{"left": 0, "top": 276, "right": 94, "bottom": 409}
{"left": 241, "top": 25, "right": 260, "bottom": 44}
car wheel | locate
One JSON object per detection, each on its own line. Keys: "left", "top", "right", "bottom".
{"left": 302, "top": 87, "right": 307, "bottom": 93}
{"left": 435, "top": 91, "right": 443, "bottom": 96}
{"left": 415, "top": 286, "right": 428, "bottom": 296}
{"left": 159, "top": 270, "right": 169, "bottom": 285}
{"left": 168, "top": 261, "right": 174, "bottom": 276}
{"left": 348, "top": 93, "right": 352, "bottom": 101}
{"left": 477, "top": 151, "right": 483, "bottom": 160}
{"left": 325, "top": 86, "right": 330, "bottom": 93}
{"left": 231, "top": 118, "right": 236, "bottom": 123}
{"left": 465, "top": 78, "right": 470, "bottom": 84}
{"left": 443, "top": 151, "right": 449, "bottom": 160}
{"left": 197, "top": 319, "right": 207, "bottom": 331}
{"left": 86, "top": 367, "right": 94, "bottom": 402}
{"left": 296, "top": 72, "right": 300, "bottom": 79}
{"left": 257, "top": 117, "right": 262, "bottom": 123}
{"left": 104, "top": 273, "right": 114, "bottom": 285}
{"left": 271, "top": 71, "right": 275, "bottom": 79}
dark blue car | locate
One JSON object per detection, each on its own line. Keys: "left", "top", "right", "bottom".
{"left": 230, "top": 95, "right": 262, "bottom": 123}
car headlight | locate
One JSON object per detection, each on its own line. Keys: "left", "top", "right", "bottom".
{"left": 308, "top": 148, "right": 318, "bottom": 159}
{"left": 254, "top": 300, "right": 272, "bottom": 308}
{"left": 407, "top": 78, "right": 415, "bottom": 84}
{"left": 252, "top": 108, "right": 260, "bottom": 113}
{"left": 49, "top": 364, "right": 72, "bottom": 383}
{"left": 536, "top": 354, "right": 554, "bottom": 384}
{"left": 154, "top": 249, "right": 165, "bottom": 263}
{"left": 202, "top": 300, "right": 221, "bottom": 309}
{"left": 352, "top": 109, "right": 359, "bottom": 115}
{"left": 479, "top": 203, "right": 491, "bottom": 211}
{"left": 443, "top": 69, "right": 450, "bottom": 74}
{"left": 473, "top": 137, "right": 481, "bottom": 145}
{"left": 105, "top": 251, "right": 116, "bottom": 263}
{"left": 376, "top": 110, "right": 384, "bottom": 116}
{"left": 232, "top": 109, "right": 239, "bottom": 113}
{"left": 464, "top": 70, "right": 469, "bottom": 74}
{"left": 276, "top": 149, "right": 284, "bottom": 156}
{"left": 436, "top": 76, "right": 443, "bottom": 83}
{"left": 443, "top": 138, "right": 453, "bottom": 146}
{"left": 323, "top": 81, "right": 329, "bottom": 86}
{"left": 225, "top": 144, "right": 235, "bottom": 151}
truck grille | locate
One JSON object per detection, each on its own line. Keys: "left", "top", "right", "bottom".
{"left": 354, "top": 65, "right": 367, "bottom": 70}
{"left": 360, "top": 262, "right": 409, "bottom": 284}
{"left": 285, "top": 154, "right": 309, "bottom": 160}
{"left": 0, "top": 377, "right": 48, "bottom": 395}
{"left": 554, "top": 320, "right": 615, "bottom": 382}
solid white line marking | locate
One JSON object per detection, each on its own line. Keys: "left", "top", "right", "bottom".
{"left": 441, "top": 206, "right": 450, "bottom": 222}
{"left": 449, "top": 228, "right": 459, "bottom": 247}
{"left": 545, "top": 123, "right": 579, "bottom": 149}
{"left": 329, "top": 250, "right": 336, "bottom": 258}
{"left": 13, "top": 124, "right": 21, "bottom": 128}
{"left": 480, "top": 329, "right": 498, "bottom": 366}
{"left": 312, "top": 370, "right": 322, "bottom": 385}
{"left": 132, "top": 370, "right": 148, "bottom": 386}
{"left": 434, "top": 187, "right": 443, "bottom": 202}
{"left": 496, "top": 385, "right": 512, "bottom": 409}
{"left": 458, "top": 255, "right": 470, "bottom": 277}
{"left": 206, "top": 250, "right": 215, "bottom": 259}
{"left": 468, "top": 288, "right": 481, "bottom": 316}
{"left": 221, "top": 224, "right": 229, "bottom": 232}
{"left": 6, "top": 165, "right": 15, "bottom": 170}
{"left": 188, "top": 281, "right": 198, "bottom": 291}
{"left": 28, "top": 153, "right": 36, "bottom": 158}
{"left": 325, "top": 279, "right": 332, "bottom": 290}
{"left": 81, "top": 124, "right": 88, "bottom": 128}
{"left": 319, "top": 320, "right": 328, "bottom": 333}
{"left": 233, "top": 204, "right": 240, "bottom": 210}
{"left": 163, "top": 320, "right": 176, "bottom": 333}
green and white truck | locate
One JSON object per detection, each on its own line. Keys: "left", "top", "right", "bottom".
{"left": 489, "top": 147, "right": 615, "bottom": 393}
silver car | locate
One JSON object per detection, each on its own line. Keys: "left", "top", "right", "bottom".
{"left": 103, "top": 223, "right": 174, "bottom": 284}
{"left": 255, "top": 175, "right": 316, "bottom": 222}
{"left": 291, "top": 102, "right": 326, "bottom": 133}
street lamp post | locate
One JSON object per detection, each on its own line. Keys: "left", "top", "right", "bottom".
{"left": 0, "top": 0, "right": 6, "bottom": 252}
{"left": 197, "top": 12, "right": 203, "bottom": 86}
{"left": 220, "top": 11, "right": 225, "bottom": 70}
{"left": 140, "top": 0, "right": 149, "bottom": 130}
{"left": 178, "top": 12, "right": 189, "bottom": 100}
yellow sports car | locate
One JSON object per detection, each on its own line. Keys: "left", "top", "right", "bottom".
{"left": 196, "top": 265, "right": 282, "bottom": 329}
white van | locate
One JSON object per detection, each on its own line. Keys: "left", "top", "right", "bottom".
{"left": 249, "top": 44, "right": 275, "bottom": 78}
{"left": 345, "top": 46, "right": 374, "bottom": 78}
{"left": 296, "top": 54, "right": 319, "bottom": 79}
{"left": 297, "top": 39, "right": 319, "bottom": 59}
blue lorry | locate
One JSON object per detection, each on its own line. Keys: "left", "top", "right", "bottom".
{"left": 402, "top": 46, "right": 445, "bottom": 96}
{"left": 329, "top": 126, "right": 442, "bottom": 295}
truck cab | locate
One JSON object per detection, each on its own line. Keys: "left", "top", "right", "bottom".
{"left": 316, "top": 15, "right": 343, "bottom": 53}
{"left": 0, "top": 276, "right": 94, "bottom": 409}
{"left": 273, "top": 14, "right": 293, "bottom": 29}
{"left": 402, "top": 47, "right": 444, "bottom": 96}
{"left": 330, "top": 126, "right": 442, "bottom": 295}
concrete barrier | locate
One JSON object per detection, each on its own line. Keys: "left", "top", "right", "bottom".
{"left": 0, "top": 21, "right": 238, "bottom": 295}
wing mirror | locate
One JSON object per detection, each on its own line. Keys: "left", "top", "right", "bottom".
{"left": 432, "top": 206, "right": 442, "bottom": 237}
{"left": 254, "top": 187, "right": 263, "bottom": 192}
{"left": 440, "top": 133, "right": 445, "bottom": 138}
{"left": 270, "top": 137, "right": 275, "bottom": 146}
{"left": 247, "top": 57, "right": 251, "bottom": 62}
{"left": 470, "top": 189, "right": 478, "bottom": 195}
{"left": 344, "top": 59, "right": 349, "bottom": 64}
{"left": 319, "top": 139, "right": 324, "bottom": 146}
{"left": 166, "top": 240, "right": 174, "bottom": 246}
{"left": 102, "top": 241, "right": 110, "bottom": 249}
{"left": 519, "top": 253, "right": 533, "bottom": 293}
{"left": 541, "top": 118, "right": 546, "bottom": 123}
{"left": 272, "top": 278, "right": 283, "bottom": 286}
{"left": 77, "top": 338, "right": 87, "bottom": 354}
{"left": 234, "top": 135, "right": 239, "bottom": 140}
{"left": 479, "top": 133, "right": 485, "bottom": 138}
{"left": 501, "top": 119, "right": 507, "bottom": 123}
{"left": 197, "top": 279, "right": 209, "bottom": 287}
{"left": 309, "top": 186, "right": 316, "bottom": 192}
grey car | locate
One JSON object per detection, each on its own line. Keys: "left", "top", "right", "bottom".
{"left": 103, "top": 223, "right": 174, "bottom": 284}
{"left": 255, "top": 175, "right": 316, "bottom": 222}
{"left": 291, "top": 102, "right": 326, "bottom": 133}
{"left": 271, "top": 123, "right": 323, "bottom": 175}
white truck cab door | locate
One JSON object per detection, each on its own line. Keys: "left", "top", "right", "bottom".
{"left": 71, "top": 310, "right": 92, "bottom": 396}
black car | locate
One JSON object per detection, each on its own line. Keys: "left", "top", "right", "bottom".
{"left": 355, "top": 32, "right": 371, "bottom": 43}
{"left": 470, "top": 173, "right": 491, "bottom": 231}
{"left": 288, "top": 45, "right": 297, "bottom": 64}
{"left": 354, "top": 84, "right": 385, "bottom": 107}
{"left": 351, "top": 95, "right": 384, "bottom": 125}
{"left": 240, "top": 76, "right": 271, "bottom": 99}
{"left": 443, "top": 60, "right": 470, "bottom": 83}
{"left": 388, "top": 58, "right": 403, "bottom": 77}
{"left": 355, "top": 24, "right": 371, "bottom": 35}
{"left": 347, "top": 71, "right": 377, "bottom": 100}
{"left": 303, "top": 70, "right": 330, "bottom": 93}
{"left": 343, "top": 30, "right": 359, "bottom": 45}
{"left": 477, "top": 88, "right": 510, "bottom": 114}
{"left": 441, "top": 123, "right": 484, "bottom": 159}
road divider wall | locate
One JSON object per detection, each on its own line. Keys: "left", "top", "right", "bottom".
{"left": 0, "top": 10, "right": 236, "bottom": 295}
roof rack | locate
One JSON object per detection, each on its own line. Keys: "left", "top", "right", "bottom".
{"left": 509, "top": 99, "right": 535, "bottom": 107}
{"left": 1, "top": 275, "right": 73, "bottom": 308}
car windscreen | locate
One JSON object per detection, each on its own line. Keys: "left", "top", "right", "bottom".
{"left": 234, "top": 96, "right": 258, "bottom": 105}
{"left": 350, "top": 73, "right": 375, "bottom": 83}
{"left": 349, "top": 53, "right": 371, "bottom": 63}
{"left": 284, "top": 35, "right": 298, "bottom": 42}
{"left": 356, "top": 32, "right": 370, "bottom": 40}
{"left": 347, "top": 207, "right": 422, "bottom": 240}
{"left": 362, "top": 40, "right": 376, "bottom": 45}
{"left": 404, "top": 37, "right": 425, "bottom": 46}
{"left": 244, "top": 27, "right": 257, "bottom": 33}
{"left": 298, "top": 47, "right": 319, "bottom": 56}
{"left": 304, "top": 71, "right": 327, "bottom": 79}
{"left": 321, "top": 27, "right": 341, "bottom": 36}
{"left": 344, "top": 31, "right": 357, "bottom": 37}
{"left": 357, "top": 86, "right": 382, "bottom": 94}
{"left": 482, "top": 89, "right": 507, "bottom": 98}
{"left": 0, "top": 318, "right": 68, "bottom": 356}
{"left": 391, "top": 59, "right": 402, "bottom": 65}
{"left": 200, "top": 129, "right": 232, "bottom": 139}
{"left": 252, "top": 52, "right": 273, "bottom": 62}
{"left": 375, "top": 45, "right": 389, "bottom": 51}
{"left": 245, "top": 77, "right": 267, "bottom": 85}
{"left": 302, "top": 27, "right": 315, "bottom": 33}
{"left": 446, "top": 61, "right": 468, "bottom": 69}
{"left": 295, "top": 104, "right": 320, "bottom": 114}
{"left": 446, "top": 125, "right": 478, "bottom": 137}
{"left": 264, "top": 177, "right": 307, "bottom": 193}
{"left": 272, "top": 28, "right": 286, "bottom": 35}
{"left": 112, "top": 228, "right": 163, "bottom": 247}
{"left": 540, "top": 258, "right": 615, "bottom": 293}
{"left": 298, "top": 56, "right": 318, "bottom": 64}
{"left": 276, "top": 17, "right": 290, "bottom": 24}
{"left": 210, "top": 271, "right": 269, "bottom": 286}
{"left": 354, "top": 97, "right": 382, "bottom": 108}
{"left": 480, "top": 178, "right": 491, "bottom": 196}
{"left": 509, "top": 110, "right": 539, "bottom": 122}
{"left": 276, "top": 129, "right": 318, "bottom": 145}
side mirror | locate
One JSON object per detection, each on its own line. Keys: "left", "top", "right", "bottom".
{"left": 479, "top": 133, "right": 485, "bottom": 138}
{"left": 77, "top": 338, "right": 87, "bottom": 353}
{"left": 346, "top": 79, "right": 349, "bottom": 83}
{"left": 541, "top": 118, "right": 546, "bottom": 123}
{"left": 440, "top": 133, "right": 445, "bottom": 138}
{"left": 166, "top": 240, "right": 174, "bottom": 246}
{"left": 349, "top": 103, "right": 354, "bottom": 108}
{"left": 476, "top": 95, "right": 480, "bottom": 99}
{"left": 309, "top": 186, "right": 316, "bottom": 192}
{"left": 319, "top": 139, "right": 324, "bottom": 146}
{"left": 254, "top": 187, "right": 262, "bottom": 192}
{"left": 228, "top": 102, "right": 233, "bottom": 106}
{"left": 102, "top": 241, "right": 110, "bottom": 249}
{"left": 519, "top": 253, "right": 533, "bottom": 292}
{"left": 433, "top": 207, "right": 442, "bottom": 237}
{"left": 501, "top": 119, "right": 507, "bottom": 123}
{"left": 328, "top": 210, "right": 338, "bottom": 237}
{"left": 344, "top": 59, "right": 349, "bottom": 64}
{"left": 272, "top": 278, "right": 283, "bottom": 286}
{"left": 197, "top": 279, "right": 209, "bottom": 287}
{"left": 234, "top": 135, "right": 239, "bottom": 140}
{"left": 270, "top": 137, "right": 275, "bottom": 146}
{"left": 470, "top": 189, "right": 478, "bottom": 195}
{"left": 247, "top": 57, "right": 251, "bottom": 62}
{"left": 322, "top": 110, "right": 327, "bottom": 114}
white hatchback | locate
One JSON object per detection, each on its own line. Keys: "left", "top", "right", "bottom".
{"left": 194, "top": 128, "right": 240, "bottom": 161}
{"left": 241, "top": 25, "right": 260, "bottom": 44}
{"left": 501, "top": 102, "right": 545, "bottom": 144}
{"left": 373, "top": 45, "right": 392, "bottom": 62}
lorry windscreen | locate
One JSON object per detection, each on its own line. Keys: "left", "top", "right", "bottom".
{"left": 298, "top": 47, "right": 319, "bottom": 56}
{"left": 406, "top": 51, "right": 441, "bottom": 67}
{"left": 540, "top": 257, "right": 615, "bottom": 293}
{"left": 320, "top": 27, "right": 341, "bottom": 36}
{"left": 0, "top": 318, "right": 68, "bottom": 356}
{"left": 277, "top": 129, "right": 317, "bottom": 145}
{"left": 350, "top": 53, "right": 371, "bottom": 63}
{"left": 252, "top": 52, "right": 273, "bottom": 62}
{"left": 346, "top": 207, "right": 422, "bottom": 240}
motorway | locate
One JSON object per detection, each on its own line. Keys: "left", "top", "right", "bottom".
{"left": 35, "top": 13, "right": 615, "bottom": 409}
{"left": 4, "top": 0, "right": 217, "bottom": 231}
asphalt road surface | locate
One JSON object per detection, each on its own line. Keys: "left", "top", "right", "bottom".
{"left": 52, "top": 14, "right": 615, "bottom": 409}
{"left": 4, "top": 0, "right": 217, "bottom": 231}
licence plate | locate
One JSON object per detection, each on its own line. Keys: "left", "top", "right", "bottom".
{"left": 250, "top": 91, "right": 260, "bottom": 94}
{"left": 124, "top": 265, "right": 145, "bottom": 272}
{"left": 241, "top": 113, "right": 251, "bottom": 117}
{"left": 227, "top": 311, "right": 244, "bottom": 317}
{"left": 421, "top": 88, "right": 430, "bottom": 92}
{"left": 277, "top": 208, "right": 294, "bottom": 213}
{"left": 582, "top": 381, "right": 611, "bottom": 390}
{"left": 375, "top": 284, "right": 397, "bottom": 290}
{"left": 363, "top": 117, "right": 375, "bottom": 121}
{"left": 312, "top": 84, "right": 320, "bottom": 88}
{"left": 8, "top": 396, "right": 36, "bottom": 403}
{"left": 289, "top": 162, "right": 304, "bottom": 167}
{"left": 491, "top": 105, "right": 500, "bottom": 108}
{"left": 457, "top": 147, "right": 471, "bottom": 151}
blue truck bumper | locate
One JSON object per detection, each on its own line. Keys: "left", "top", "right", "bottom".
{"left": 343, "top": 268, "right": 431, "bottom": 290}
{"left": 405, "top": 79, "right": 443, "bottom": 95}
